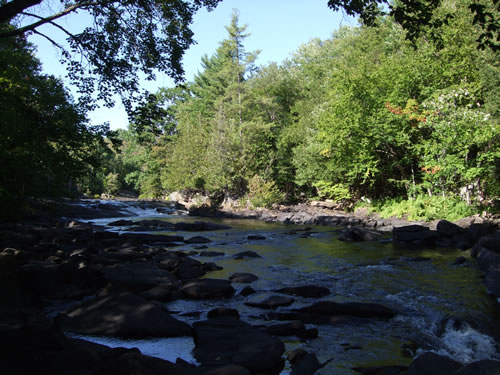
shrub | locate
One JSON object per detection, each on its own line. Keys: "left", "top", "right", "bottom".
{"left": 247, "top": 175, "right": 284, "bottom": 209}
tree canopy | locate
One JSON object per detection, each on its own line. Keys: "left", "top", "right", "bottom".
{"left": 0, "top": 0, "right": 222, "bottom": 111}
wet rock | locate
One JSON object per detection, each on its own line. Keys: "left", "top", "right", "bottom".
{"left": 248, "top": 235, "right": 266, "bottom": 240}
{"left": 403, "top": 256, "right": 432, "bottom": 262}
{"left": 200, "top": 250, "right": 225, "bottom": 257}
{"left": 202, "top": 262, "right": 224, "bottom": 271}
{"left": 352, "top": 365, "right": 408, "bottom": 374}
{"left": 339, "top": 226, "right": 382, "bottom": 242}
{"left": 233, "top": 251, "right": 262, "bottom": 259}
{"left": 269, "top": 300, "right": 397, "bottom": 324}
{"left": 185, "top": 236, "right": 211, "bottom": 244}
{"left": 181, "top": 278, "right": 235, "bottom": 299}
{"left": 245, "top": 295, "right": 295, "bottom": 309}
{"left": 140, "top": 283, "right": 180, "bottom": 302}
{"left": 205, "top": 364, "right": 252, "bottom": 375}
{"left": 275, "top": 285, "right": 330, "bottom": 298}
{"left": 456, "top": 360, "right": 500, "bottom": 375}
{"left": 229, "top": 272, "right": 258, "bottom": 283}
{"left": 107, "top": 219, "right": 134, "bottom": 226}
{"left": 290, "top": 352, "right": 322, "bottom": 375}
{"left": 174, "top": 257, "right": 206, "bottom": 280}
{"left": 393, "top": 225, "right": 439, "bottom": 244}
{"left": 240, "top": 286, "right": 256, "bottom": 296}
{"left": 208, "top": 307, "right": 240, "bottom": 320}
{"left": 57, "top": 292, "right": 192, "bottom": 338}
{"left": 103, "top": 261, "right": 178, "bottom": 292}
{"left": 436, "top": 220, "right": 463, "bottom": 237}
{"left": 193, "top": 319, "right": 285, "bottom": 374}
{"left": 120, "top": 233, "right": 184, "bottom": 244}
{"left": 485, "top": 266, "right": 500, "bottom": 298}
{"left": 264, "top": 320, "right": 318, "bottom": 339}
{"left": 452, "top": 256, "right": 468, "bottom": 266}
{"left": 406, "top": 352, "right": 462, "bottom": 375}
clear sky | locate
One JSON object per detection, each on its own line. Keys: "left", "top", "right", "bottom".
{"left": 29, "top": 1, "right": 356, "bottom": 129}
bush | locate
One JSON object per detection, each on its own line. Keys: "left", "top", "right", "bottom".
{"left": 313, "top": 181, "right": 351, "bottom": 201}
{"left": 103, "top": 172, "right": 121, "bottom": 196}
{"left": 247, "top": 175, "right": 284, "bottom": 209}
{"left": 372, "top": 195, "right": 477, "bottom": 222}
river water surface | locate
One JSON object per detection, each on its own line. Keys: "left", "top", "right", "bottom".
{"left": 69, "top": 200, "right": 500, "bottom": 374}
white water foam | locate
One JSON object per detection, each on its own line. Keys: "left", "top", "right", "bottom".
{"left": 433, "top": 320, "right": 499, "bottom": 363}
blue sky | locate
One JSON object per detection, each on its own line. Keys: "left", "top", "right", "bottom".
{"left": 29, "top": 1, "right": 356, "bottom": 129}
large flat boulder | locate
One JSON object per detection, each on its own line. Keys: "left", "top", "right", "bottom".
{"left": 181, "top": 278, "right": 235, "bottom": 299}
{"left": 193, "top": 319, "right": 285, "bottom": 374}
{"left": 103, "top": 261, "right": 178, "bottom": 291}
{"left": 57, "top": 292, "right": 192, "bottom": 338}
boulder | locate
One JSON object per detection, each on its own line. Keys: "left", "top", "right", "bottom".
{"left": 57, "top": 292, "right": 192, "bottom": 338}
{"left": 393, "top": 225, "right": 439, "bottom": 243}
{"left": 185, "top": 236, "right": 212, "bottom": 244}
{"left": 484, "top": 266, "right": 500, "bottom": 298}
{"left": 233, "top": 251, "right": 262, "bottom": 259}
{"left": 103, "top": 261, "right": 178, "bottom": 292}
{"left": 240, "top": 286, "right": 256, "bottom": 296}
{"left": 181, "top": 278, "right": 235, "bottom": 299}
{"left": 208, "top": 307, "right": 240, "bottom": 320}
{"left": 264, "top": 320, "right": 318, "bottom": 339}
{"left": 120, "top": 233, "right": 184, "bottom": 244}
{"left": 248, "top": 235, "right": 266, "bottom": 240}
{"left": 405, "top": 352, "right": 462, "bottom": 375}
{"left": 339, "top": 227, "right": 382, "bottom": 242}
{"left": 245, "top": 295, "right": 295, "bottom": 309}
{"left": 205, "top": 364, "right": 251, "bottom": 375}
{"left": 229, "top": 273, "right": 258, "bottom": 283}
{"left": 200, "top": 251, "right": 226, "bottom": 257}
{"left": 140, "top": 283, "right": 180, "bottom": 302}
{"left": 455, "top": 360, "right": 500, "bottom": 375}
{"left": 275, "top": 285, "right": 330, "bottom": 298}
{"left": 193, "top": 319, "right": 285, "bottom": 374}
{"left": 437, "top": 220, "right": 463, "bottom": 237}
{"left": 290, "top": 352, "right": 323, "bottom": 375}
{"left": 107, "top": 220, "right": 134, "bottom": 227}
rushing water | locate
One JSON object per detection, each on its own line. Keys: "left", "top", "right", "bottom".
{"left": 73, "top": 200, "right": 500, "bottom": 374}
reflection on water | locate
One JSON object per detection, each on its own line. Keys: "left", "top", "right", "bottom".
{"left": 78, "top": 203, "right": 500, "bottom": 374}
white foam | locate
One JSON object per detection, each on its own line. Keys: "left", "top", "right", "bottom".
{"left": 434, "top": 321, "right": 499, "bottom": 363}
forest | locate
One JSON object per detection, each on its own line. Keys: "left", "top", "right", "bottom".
{"left": 1, "top": 0, "right": 499, "bottom": 221}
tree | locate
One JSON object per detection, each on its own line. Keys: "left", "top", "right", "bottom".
{"left": 0, "top": 0, "right": 222, "bottom": 111}
{"left": 327, "top": 0, "right": 499, "bottom": 51}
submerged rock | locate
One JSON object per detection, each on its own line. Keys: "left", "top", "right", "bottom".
{"left": 245, "top": 295, "right": 295, "bottom": 309}
{"left": 233, "top": 251, "right": 262, "bottom": 259}
{"left": 229, "top": 272, "right": 258, "bottom": 283}
{"left": 275, "top": 285, "right": 330, "bottom": 298}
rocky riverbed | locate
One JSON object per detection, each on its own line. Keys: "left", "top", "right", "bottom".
{"left": 1, "top": 199, "right": 499, "bottom": 374}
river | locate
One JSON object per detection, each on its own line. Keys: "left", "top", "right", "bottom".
{"left": 66, "top": 200, "right": 500, "bottom": 374}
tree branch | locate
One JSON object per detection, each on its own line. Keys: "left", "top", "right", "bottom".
{"left": 0, "top": 0, "right": 42, "bottom": 24}
{"left": 0, "top": 1, "right": 98, "bottom": 38}
{"left": 31, "top": 28, "right": 64, "bottom": 50}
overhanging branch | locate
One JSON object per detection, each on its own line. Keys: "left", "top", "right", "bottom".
{"left": 0, "top": 1, "right": 98, "bottom": 38}
{"left": 0, "top": 0, "right": 42, "bottom": 24}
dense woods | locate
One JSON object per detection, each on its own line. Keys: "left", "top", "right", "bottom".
{"left": 1, "top": 0, "right": 499, "bottom": 220}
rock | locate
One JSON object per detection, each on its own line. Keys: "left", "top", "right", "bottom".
{"left": 455, "top": 360, "right": 500, "bottom": 375}
{"left": 290, "top": 352, "right": 323, "bottom": 375}
{"left": 240, "top": 286, "right": 256, "bottom": 296}
{"left": 248, "top": 235, "right": 266, "bottom": 240}
{"left": 57, "top": 292, "right": 192, "bottom": 338}
{"left": 265, "top": 320, "right": 318, "bottom": 339}
{"left": 141, "top": 283, "right": 180, "bottom": 302}
{"left": 181, "top": 278, "right": 235, "bottom": 299}
{"left": 202, "top": 262, "right": 224, "bottom": 272}
{"left": 174, "top": 257, "right": 206, "bottom": 280}
{"left": 107, "top": 220, "right": 134, "bottom": 226}
{"left": 205, "top": 364, "right": 252, "bottom": 375}
{"left": 405, "top": 352, "right": 462, "bottom": 375}
{"left": 193, "top": 319, "right": 285, "bottom": 374}
{"left": 120, "top": 233, "right": 184, "bottom": 244}
{"left": 103, "top": 261, "right": 178, "bottom": 292}
{"left": 452, "top": 256, "right": 468, "bottom": 266}
{"left": 207, "top": 307, "right": 240, "bottom": 320}
{"left": 185, "top": 236, "right": 211, "bottom": 244}
{"left": 352, "top": 366, "right": 408, "bottom": 375}
{"left": 174, "top": 221, "right": 232, "bottom": 231}
{"left": 339, "top": 227, "right": 382, "bottom": 242}
{"left": 245, "top": 295, "right": 295, "bottom": 309}
{"left": 275, "top": 285, "right": 330, "bottom": 298}
{"left": 393, "top": 225, "right": 438, "bottom": 243}
{"left": 269, "top": 301, "right": 397, "bottom": 324}
{"left": 200, "top": 251, "right": 226, "bottom": 257}
{"left": 484, "top": 266, "right": 500, "bottom": 298}
{"left": 437, "top": 220, "right": 463, "bottom": 237}
{"left": 229, "top": 273, "right": 258, "bottom": 283}
{"left": 233, "top": 251, "right": 262, "bottom": 259}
